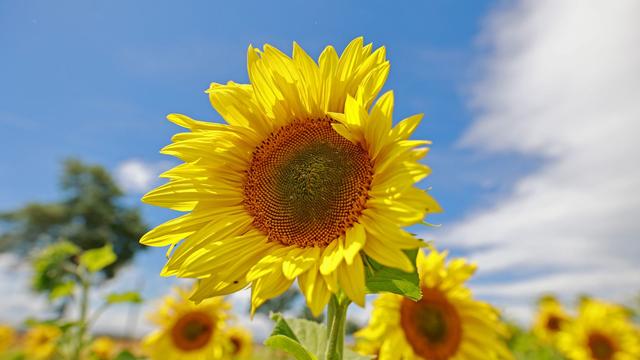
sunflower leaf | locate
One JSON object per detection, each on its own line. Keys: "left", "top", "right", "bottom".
{"left": 267, "top": 313, "right": 332, "bottom": 360}
{"left": 79, "top": 244, "right": 117, "bottom": 273}
{"left": 363, "top": 249, "right": 422, "bottom": 300}
{"left": 105, "top": 291, "right": 143, "bottom": 304}
{"left": 269, "top": 313, "right": 300, "bottom": 342}
{"left": 285, "top": 317, "right": 327, "bottom": 358}
{"left": 49, "top": 281, "right": 75, "bottom": 300}
{"left": 264, "top": 335, "right": 316, "bottom": 360}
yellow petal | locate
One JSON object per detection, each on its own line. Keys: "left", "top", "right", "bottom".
{"left": 319, "top": 238, "right": 344, "bottom": 275}
{"left": 343, "top": 223, "right": 366, "bottom": 265}
{"left": 251, "top": 271, "right": 294, "bottom": 316}
{"left": 142, "top": 179, "right": 242, "bottom": 212}
{"left": 282, "top": 247, "right": 320, "bottom": 280}
{"left": 361, "top": 211, "right": 424, "bottom": 249}
{"left": 338, "top": 256, "right": 366, "bottom": 306}
{"left": 322, "top": 270, "right": 339, "bottom": 293}
{"left": 246, "top": 246, "right": 289, "bottom": 281}
{"left": 191, "top": 276, "right": 248, "bottom": 302}
{"left": 391, "top": 113, "right": 423, "bottom": 140}
{"left": 363, "top": 236, "right": 414, "bottom": 273}
{"left": 298, "top": 265, "right": 332, "bottom": 317}
{"left": 140, "top": 209, "right": 218, "bottom": 246}
{"left": 166, "top": 113, "right": 226, "bottom": 131}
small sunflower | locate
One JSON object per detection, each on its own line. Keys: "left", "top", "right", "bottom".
{"left": 355, "top": 248, "right": 512, "bottom": 360}
{"left": 143, "top": 287, "right": 231, "bottom": 360}
{"left": 532, "top": 295, "right": 571, "bottom": 344}
{"left": 557, "top": 299, "right": 640, "bottom": 360}
{"left": 0, "top": 324, "right": 16, "bottom": 353}
{"left": 225, "top": 327, "right": 253, "bottom": 359}
{"left": 141, "top": 37, "right": 440, "bottom": 314}
{"left": 91, "top": 336, "right": 116, "bottom": 360}
{"left": 23, "top": 324, "right": 62, "bottom": 360}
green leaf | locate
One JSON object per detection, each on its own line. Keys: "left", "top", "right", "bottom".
{"left": 264, "top": 335, "right": 316, "bottom": 360}
{"left": 270, "top": 313, "right": 300, "bottom": 341}
{"left": 105, "top": 291, "right": 143, "bottom": 304}
{"left": 285, "top": 317, "right": 327, "bottom": 358}
{"left": 79, "top": 244, "right": 117, "bottom": 273}
{"left": 266, "top": 313, "right": 371, "bottom": 360}
{"left": 364, "top": 249, "right": 422, "bottom": 300}
{"left": 49, "top": 281, "right": 75, "bottom": 300}
{"left": 266, "top": 314, "right": 332, "bottom": 360}
{"left": 31, "top": 240, "right": 81, "bottom": 295}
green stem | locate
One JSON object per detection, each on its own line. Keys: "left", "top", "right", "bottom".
{"left": 325, "top": 293, "right": 350, "bottom": 360}
{"left": 72, "top": 268, "right": 90, "bottom": 360}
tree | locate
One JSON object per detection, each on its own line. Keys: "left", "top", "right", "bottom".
{"left": 0, "top": 159, "right": 148, "bottom": 279}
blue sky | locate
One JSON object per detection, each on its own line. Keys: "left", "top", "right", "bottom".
{"left": 2, "top": 0, "right": 639, "bottom": 336}
{"left": 0, "top": 0, "right": 508, "bottom": 218}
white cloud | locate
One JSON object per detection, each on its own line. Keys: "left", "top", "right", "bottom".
{"left": 0, "top": 254, "right": 50, "bottom": 325}
{"left": 437, "top": 0, "right": 640, "bottom": 323}
{"left": 115, "top": 159, "right": 171, "bottom": 194}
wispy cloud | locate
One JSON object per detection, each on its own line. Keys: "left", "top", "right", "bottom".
{"left": 436, "top": 0, "right": 640, "bottom": 322}
{"left": 115, "top": 159, "right": 172, "bottom": 194}
{"left": 0, "top": 254, "right": 50, "bottom": 325}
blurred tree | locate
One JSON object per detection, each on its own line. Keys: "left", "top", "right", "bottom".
{"left": 0, "top": 159, "right": 148, "bottom": 279}
{"left": 255, "top": 288, "right": 301, "bottom": 315}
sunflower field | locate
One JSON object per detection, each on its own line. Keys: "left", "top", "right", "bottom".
{"left": 2, "top": 1, "right": 639, "bottom": 360}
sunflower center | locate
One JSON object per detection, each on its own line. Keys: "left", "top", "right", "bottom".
{"left": 244, "top": 118, "right": 373, "bottom": 247}
{"left": 545, "top": 315, "right": 563, "bottom": 331}
{"left": 587, "top": 332, "right": 617, "bottom": 360}
{"left": 400, "top": 288, "right": 462, "bottom": 360}
{"left": 170, "top": 311, "right": 214, "bottom": 352}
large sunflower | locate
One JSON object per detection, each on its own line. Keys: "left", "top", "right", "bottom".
{"left": 557, "top": 299, "right": 640, "bottom": 360}
{"left": 532, "top": 295, "right": 571, "bottom": 344}
{"left": 143, "top": 287, "right": 231, "bottom": 360}
{"left": 141, "top": 37, "right": 440, "bottom": 314}
{"left": 355, "top": 249, "right": 512, "bottom": 360}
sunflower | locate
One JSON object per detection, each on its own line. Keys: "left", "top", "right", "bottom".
{"left": 23, "top": 324, "right": 62, "bottom": 360}
{"left": 355, "top": 248, "right": 512, "bottom": 360}
{"left": 141, "top": 37, "right": 440, "bottom": 315}
{"left": 532, "top": 295, "right": 571, "bottom": 344}
{"left": 224, "top": 327, "right": 253, "bottom": 359}
{"left": 0, "top": 324, "right": 16, "bottom": 353}
{"left": 91, "top": 336, "right": 116, "bottom": 360}
{"left": 557, "top": 299, "right": 640, "bottom": 360}
{"left": 143, "top": 287, "right": 231, "bottom": 360}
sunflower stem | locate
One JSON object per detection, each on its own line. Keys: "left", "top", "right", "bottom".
{"left": 72, "top": 267, "right": 90, "bottom": 360}
{"left": 325, "top": 293, "right": 350, "bottom": 360}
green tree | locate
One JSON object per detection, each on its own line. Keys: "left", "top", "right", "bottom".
{"left": 0, "top": 159, "right": 148, "bottom": 280}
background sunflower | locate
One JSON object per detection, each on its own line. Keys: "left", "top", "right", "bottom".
{"left": 556, "top": 299, "right": 640, "bottom": 360}
{"left": 355, "top": 248, "right": 512, "bottom": 360}
{"left": 142, "top": 288, "right": 231, "bottom": 360}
